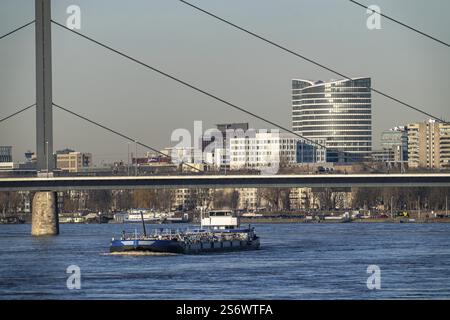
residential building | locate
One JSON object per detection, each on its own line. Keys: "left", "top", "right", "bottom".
{"left": 0, "top": 162, "right": 18, "bottom": 170}
{"left": 237, "top": 188, "right": 260, "bottom": 211}
{"left": 173, "top": 188, "right": 213, "bottom": 211}
{"left": 0, "top": 146, "right": 12, "bottom": 163}
{"left": 380, "top": 126, "right": 408, "bottom": 163}
{"left": 289, "top": 188, "right": 317, "bottom": 210}
{"left": 56, "top": 148, "right": 92, "bottom": 173}
{"left": 407, "top": 119, "right": 450, "bottom": 169}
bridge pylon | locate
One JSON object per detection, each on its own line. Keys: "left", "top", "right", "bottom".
{"left": 35, "top": 0, "right": 53, "bottom": 172}
{"left": 33, "top": 0, "right": 58, "bottom": 236}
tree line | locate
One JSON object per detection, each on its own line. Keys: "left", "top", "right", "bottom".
{"left": 1, "top": 187, "right": 449, "bottom": 215}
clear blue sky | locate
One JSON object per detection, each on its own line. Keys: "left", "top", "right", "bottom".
{"left": 1, "top": 0, "right": 449, "bottom": 164}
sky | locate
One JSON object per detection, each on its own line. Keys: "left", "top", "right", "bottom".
{"left": 0, "top": 0, "right": 449, "bottom": 165}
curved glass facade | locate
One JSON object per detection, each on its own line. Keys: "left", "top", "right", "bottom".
{"left": 292, "top": 78, "right": 372, "bottom": 161}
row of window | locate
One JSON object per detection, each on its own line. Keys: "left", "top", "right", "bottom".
{"left": 230, "top": 140, "right": 298, "bottom": 144}
{"left": 326, "top": 142, "right": 372, "bottom": 147}
{"left": 294, "top": 121, "right": 372, "bottom": 127}
{"left": 292, "top": 114, "right": 372, "bottom": 120}
{"left": 297, "top": 125, "right": 372, "bottom": 131}
{"left": 231, "top": 146, "right": 296, "bottom": 150}
{"left": 298, "top": 84, "right": 371, "bottom": 94}
{"left": 294, "top": 135, "right": 372, "bottom": 141}
{"left": 294, "top": 130, "right": 372, "bottom": 136}
{"left": 293, "top": 103, "right": 371, "bottom": 109}
{"left": 293, "top": 99, "right": 371, "bottom": 105}
{"left": 293, "top": 94, "right": 371, "bottom": 100}
{"left": 327, "top": 146, "right": 372, "bottom": 151}
{"left": 231, "top": 152, "right": 297, "bottom": 157}
{"left": 231, "top": 158, "right": 295, "bottom": 162}
{"left": 293, "top": 100, "right": 371, "bottom": 106}
{"left": 292, "top": 119, "right": 372, "bottom": 125}
{"left": 292, "top": 87, "right": 370, "bottom": 94}
{"left": 293, "top": 109, "right": 371, "bottom": 115}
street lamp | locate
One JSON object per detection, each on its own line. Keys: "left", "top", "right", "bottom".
{"left": 127, "top": 142, "right": 130, "bottom": 176}
{"left": 390, "top": 196, "right": 393, "bottom": 219}
{"left": 135, "top": 140, "right": 138, "bottom": 176}
{"left": 46, "top": 141, "right": 49, "bottom": 177}
{"left": 446, "top": 195, "right": 448, "bottom": 218}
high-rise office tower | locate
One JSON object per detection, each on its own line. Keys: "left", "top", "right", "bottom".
{"left": 292, "top": 78, "right": 372, "bottom": 162}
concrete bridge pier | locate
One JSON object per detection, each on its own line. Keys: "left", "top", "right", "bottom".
{"left": 31, "top": 191, "right": 59, "bottom": 236}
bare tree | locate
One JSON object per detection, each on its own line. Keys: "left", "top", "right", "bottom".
{"left": 112, "top": 190, "right": 132, "bottom": 211}
{"left": 259, "top": 188, "right": 291, "bottom": 211}
{"left": 131, "top": 189, "right": 175, "bottom": 211}
{"left": 230, "top": 190, "right": 240, "bottom": 210}
{"left": 213, "top": 190, "right": 230, "bottom": 209}
{"left": 313, "top": 188, "right": 335, "bottom": 210}
{"left": 153, "top": 189, "right": 175, "bottom": 211}
{"left": 87, "top": 190, "right": 112, "bottom": 212}
{"left": 61, "top": 192, "right": 78, "bottom": 212}
{"left": 0, "top": 192, "right": 22, "bottom": 215}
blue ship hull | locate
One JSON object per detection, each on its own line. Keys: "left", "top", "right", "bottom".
{"left": 110, "top": 238, "right": 260, "bottom": 254}
{"left": 110, "top": 239, "right": 184, "bottom": 253}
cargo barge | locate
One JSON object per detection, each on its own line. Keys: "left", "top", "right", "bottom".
{"left": 110, "top": 210, "right": 260, "bottom": 254}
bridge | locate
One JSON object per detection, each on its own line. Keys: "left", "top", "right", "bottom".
{"left": 1, "top": 174, "right": 450, "bottom": 192}
{"left": 1, "top": 1, "right": 449, "bottom": 236}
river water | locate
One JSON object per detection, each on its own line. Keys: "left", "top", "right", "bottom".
{"left": 0, "top": 223, "right": 449, "bottom": 299}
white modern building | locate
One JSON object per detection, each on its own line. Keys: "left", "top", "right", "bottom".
{"left": 230, "top": 132, "right": 293, "bottom": 170}
{"left": 230, "top": 132, "right": 324, "bottom": 171}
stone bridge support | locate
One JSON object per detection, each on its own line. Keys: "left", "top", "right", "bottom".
{"left": 31, "top": 191, "right": 59, "bottom": 236}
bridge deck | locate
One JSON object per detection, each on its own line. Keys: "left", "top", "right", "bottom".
{"left": 1, "top": 174, "right": 450, "bottom": 191}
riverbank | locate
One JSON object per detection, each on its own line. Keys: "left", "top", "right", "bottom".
{"left": 240, "top": 217, "right": 450, "bottom": 224}
{"left": 2, "top": 215, "right": 450, "bottom": 225}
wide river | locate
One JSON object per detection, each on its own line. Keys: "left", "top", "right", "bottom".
{"left": 0, "top": 223, "right": 449, "bottom": 299}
